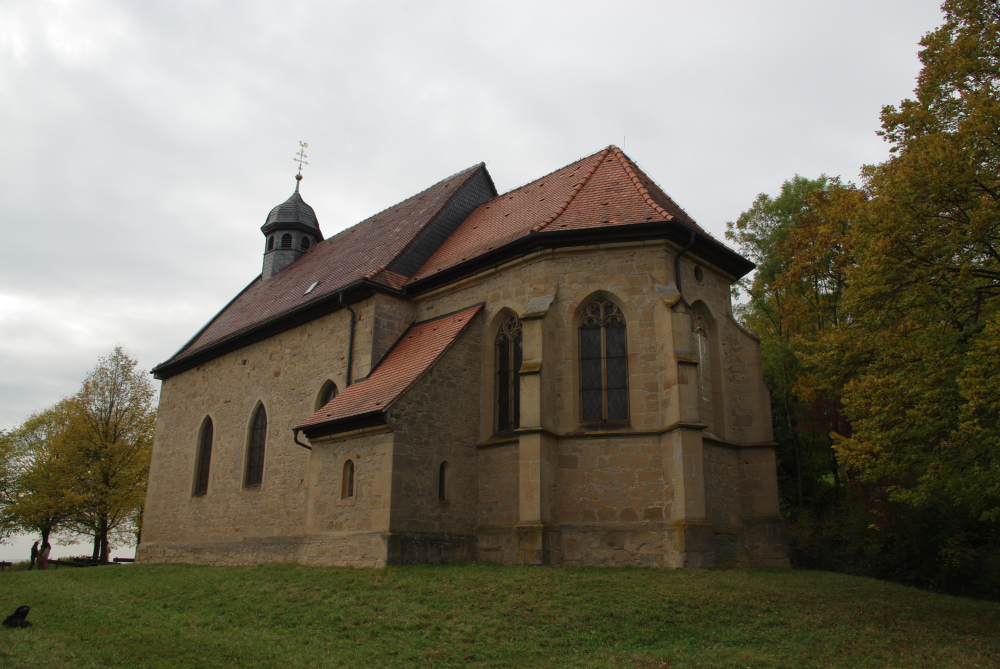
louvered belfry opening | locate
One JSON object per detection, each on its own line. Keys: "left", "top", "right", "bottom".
{"left": 193, "top": 417, "right": 213, "bottom": 496}
{"left": 300, "top": 236, "right": 311, "bottom": 250}
{"left": 494, "top": 314, "right": 523, "bottom": 433}
{"left": 579, "top": 300, "right": 629, "bottom": 424}
{"left": 245, "top": 405, "right": 267, "bottom": 487}
{"left": 280, "top": 233, "right": 293, "bottom": 248}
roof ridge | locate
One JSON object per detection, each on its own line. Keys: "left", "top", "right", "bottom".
{"left": 386, "top": 164, "right": 491, "bottom": 277}
{"left": 345, "top": 163, "right": 484, "bottom": 235}
{"left": 529, "top": 147, "right": 611, "bottom": 233}
{"left": 609, "top": 146, "right": 675, "bottom": 221}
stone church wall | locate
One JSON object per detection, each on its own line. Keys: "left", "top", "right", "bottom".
{"left": 383, "top": 312, "right": 483, "bottom": 563}
{"left": 140, "top": 238, "right": 787, "bottom": 569}
{"left": 301, "top": 430, "right": 394, "bottom": 567}
{"left": 139, "top": 307, "right": 355, "bottom": 565}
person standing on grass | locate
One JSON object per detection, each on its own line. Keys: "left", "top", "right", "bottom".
{"left": 29, "top": 541, "right": 39, "bottom": 570}
{"left": 37, "top": 542, "right": 51, "bottom": 571}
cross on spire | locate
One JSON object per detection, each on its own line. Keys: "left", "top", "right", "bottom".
{"left": 294, "top": 141, "right": 309, "bottom": 190}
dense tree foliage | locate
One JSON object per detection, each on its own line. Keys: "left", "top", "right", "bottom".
{"left": 728, "top": 0, "right": 1000, "bottom": 596}
{"left": 0, "top": 346, "right": 155, "bottom": 562}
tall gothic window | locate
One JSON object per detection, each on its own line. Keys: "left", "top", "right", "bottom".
{"left": 495, "top": 314, "right": 522, "bottom": 433}
{"left": 579, "top": 300, "right": 629, "bottom": 424}
{"left": 193, "top": 417, "right": 213, "bottom": 496}
{"left": 244, "top": 404, "right": 267, "bottom": 487}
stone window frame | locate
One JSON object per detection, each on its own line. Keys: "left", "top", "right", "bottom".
{"left": 340, "top": 451, "right": 358, "bottom": 505}
{"left": 315, "top": 379, "right": 339, "bottom": 412}
{"left": 690, "top": 300, "right": 727, "bottom": 436}
{"left": 192, "top": 415, "right": 214, "bottom": 497}
{"left": 243, "top": 402, "right": 268, "bottom": 490}
{"left": 577, "top": 298, "right": 630, "bottom": 426}
{"left": 493, "top": 312, "right": 523, "bottom": 435}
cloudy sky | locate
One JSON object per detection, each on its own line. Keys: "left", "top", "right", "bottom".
{"left": 0, "top": 0, "right": 945, "bottom": 436}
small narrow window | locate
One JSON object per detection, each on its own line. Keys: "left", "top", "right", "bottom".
{"left": 193, "top": 417, "right": 213, "bottom": 496}
{"left": 342, "top": 460, "right": 355, "bottom": 498}
{"left": 494, "top": 314, "right": 522, "bottom": 433}
{"left": 245, "top": 404, "right": 267, "bottom": 487}
{"left": 579, "top": 300, "right": 629, "bottom": 424}
{"left": 281, "top": 233, "right": 293, "bottom": 249}
{"left": 315, "top": 380, "right": 339, "bottom": 411}
{"left": 266, "top": 236, "right": 275, "bottom": 251}
{"left": 438, "top": 461, "right": 449, "bottom": 501}
{"left": 300, "top": 236, "right": 311, "bottom": 250}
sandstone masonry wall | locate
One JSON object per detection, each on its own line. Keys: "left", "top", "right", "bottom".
{"left": 384, "top": 312, "right": 483, "bottom": 562}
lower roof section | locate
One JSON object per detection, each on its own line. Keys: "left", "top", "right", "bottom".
{"left": 296, "top": 303, "right": 484, "bottom": 440}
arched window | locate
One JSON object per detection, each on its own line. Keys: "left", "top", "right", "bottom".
{"left": 315, "top": 380, "right": 339, "bottom": 411}
{"left": 342, "top": 460, "right": 355, "bottom": 499}
{"left": 579, "top": 300, "right": 629, "bottom": 424}
{"left": 266, "top": 236, "right": 274, "bottom": 252}
{"left": 494, "top": 314, "right": 522, "bottom": 433}
{"left": 244, "top": 404, "right": 267, "bottom": 487}
{"left": 193, "top": 417, "right": 213, "bottom": 496}
{"left": 438, "top": 461, "right": 449, "bottom": 501}
{"left": 300, "top": 236, "right": 311, "bottom": 251}
{"left": 281, "top": 233, "right": 293, "bottom": 249}
{"left": 692, "top": 303, "right": 725, "bottom": 435}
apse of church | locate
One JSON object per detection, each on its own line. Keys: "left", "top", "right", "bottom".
{"left": 138, "top": 146, "right": 788, "bottom": 569}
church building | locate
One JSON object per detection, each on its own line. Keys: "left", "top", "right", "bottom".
{"left": 138, "top": 146, "right": 788, "bottom": 568}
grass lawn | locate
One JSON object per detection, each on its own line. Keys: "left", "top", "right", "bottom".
{"left": 1, "top": 563, "right": 998, "bottom": 668}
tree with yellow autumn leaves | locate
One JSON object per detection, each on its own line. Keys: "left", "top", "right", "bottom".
{"left": 728, "top": 0, "right": 1000, "bottom": 595}
{"left": 0, "top": 346, "right": 155, "bottom": 562}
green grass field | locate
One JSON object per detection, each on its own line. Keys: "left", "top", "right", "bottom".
{"left": 1, "top": 563, "right": 997, "bottom": 668}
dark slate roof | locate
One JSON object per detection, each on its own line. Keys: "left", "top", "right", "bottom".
{"left": 261, "top": 189, "right": 320, "bottom": 235}
{"left": 297, "top": 304, "right": 483, "bottom": 437}
{"left": 155, "top": 164, "right": 492, "bottom": 371}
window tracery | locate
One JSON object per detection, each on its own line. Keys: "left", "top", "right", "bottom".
{"left": 579, "top": 300, "right": 629, "bottom": 424}
{"left": 494, "top": 314, "right": 522, "bottom": 433}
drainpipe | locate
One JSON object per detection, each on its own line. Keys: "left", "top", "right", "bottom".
{"left": 339, "top": 292, "right": 355, "bottom": 387}
{"left": 293, "top": 428, "right": 311, "bottom": 451}
{"left": 675, "top": 227, "right": 697, "bottom": 300}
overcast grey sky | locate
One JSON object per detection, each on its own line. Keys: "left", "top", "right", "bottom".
{"left": 0, "top": 0, "right": 945, "bottom": 435}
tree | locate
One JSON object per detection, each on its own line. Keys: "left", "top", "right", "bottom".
{"left": 827, "top": 0, "right": 1000, "bottom": 523}
{"left": 59, "top": 346, "right": 157, "bottom": 562}
{"left": 0, "top": 402, "right": 83, "bottom": 547}
{"left": 0, "top": 346, "right": 156, "bottom": 562}
{"left": 726, "top": 175, "right": 858, "bottom": 507}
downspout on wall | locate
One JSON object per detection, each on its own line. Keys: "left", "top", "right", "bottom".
{"left": 294, "top": 290, "right": 358, "bottom": 452}
{"left": 339, "top": 292, "right": 356, "bottom": 387}
{"left": 674, "top": 228, "right": 697, "bottom": 302}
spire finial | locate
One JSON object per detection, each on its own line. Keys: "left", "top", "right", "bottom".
{"left": 294, "top": 141, "right": 309, "bottom": 191}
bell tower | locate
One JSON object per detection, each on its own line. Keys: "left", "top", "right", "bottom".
{"left": 261, "top": 142, "right": 323, "bottom": 281}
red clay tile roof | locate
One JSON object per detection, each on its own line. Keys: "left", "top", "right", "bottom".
{"left": 296, "top": 304, "right": 483, "bottom": 432}
{"left": 163, "top": 164, "right": 487, "bottom": 365}
{"left": 409, "top": 146, "right": 702, "bottom": 281}
{"left": 157, "top": 147, "right": 717, "bottom": 378}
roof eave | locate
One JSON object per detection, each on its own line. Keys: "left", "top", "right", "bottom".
{"left": 150, "top": 279, "right": 403, "bottom": 380}
{"left": 299, "top": 410, "right": 387, "bottom": 441}
{"left": 406, "top": 221, "right": 755, "bottom": 296}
